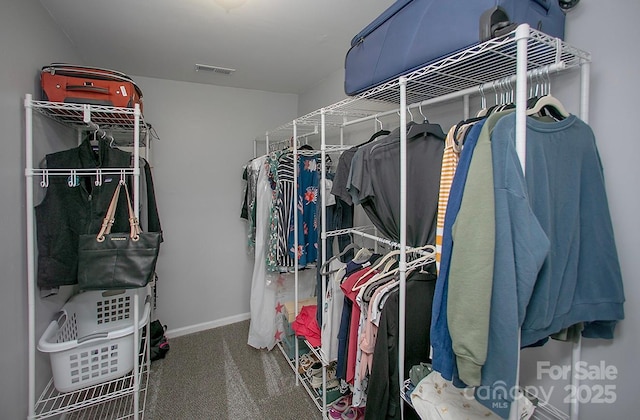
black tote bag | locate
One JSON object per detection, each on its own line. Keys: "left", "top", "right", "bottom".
{"left": 78, "top": 181, "right": 161, "bottom": 290}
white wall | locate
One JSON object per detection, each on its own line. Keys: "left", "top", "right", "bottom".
{"left": 298, "top": 1, "right": 640, "bottom": 418}
{"left": 298, "top": 68, "right": 347, "bottom": 117}
{"left": 1, "top": 4, "right": 297, "bottom": 417}
{"left": 0, "top": 1, "right": 83, "bottom": 419}
{"left": 132, "top": 76, "right": 298, "bottom": 336}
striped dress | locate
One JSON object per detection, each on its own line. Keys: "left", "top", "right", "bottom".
{"left": 435, "top": 126, "right": 460, "bottom": 273}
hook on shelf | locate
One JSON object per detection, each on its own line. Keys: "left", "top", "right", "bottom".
{"left": 479, "top": 85, "right": 487, "bottom": 110}
{"left": 67, "top": 169, "right": 77, "bottom": 188}
{"left": 40, "top": 170, "right": 49, "bottom": 188}
{"left": 375, "top": 115, "right": 383, "bottom": 131}
{"left": 418, "top": 103, "right": 427, "bottom": 122}
{"left": 94, "top": 169, "right": 103, "bottom": 187}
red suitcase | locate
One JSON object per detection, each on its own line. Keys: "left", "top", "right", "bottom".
{"left": 41, "top": 64, "right": 143, "bottom": 112}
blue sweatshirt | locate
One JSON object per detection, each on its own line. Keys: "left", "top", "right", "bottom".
{"left": 477, "top": 113, "right": 625, "bottom": 417}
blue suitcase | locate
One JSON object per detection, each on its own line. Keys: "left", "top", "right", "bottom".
{"left": 344, "top": 0, "right": 566, "bottom": 96}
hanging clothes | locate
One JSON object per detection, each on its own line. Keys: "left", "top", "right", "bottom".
{"left": 240, "top": 158, "right": 262, "bottom": 250}
{"left": 365, "top": 270, "right": 436, "bottom": 420}
{"left": 442, "top": 110, "right": 510, "bottom": 387}
{"left": 434, "top": 125, "right": 460, "bottom": 272}
{"left": 347, "top": 123, "right": 444, "bottom": 247}
{"left": 288, "top": 154, "right": 320, "bottom": 266}
{"left": 247, "top": 155, "right": 280, "bottom": 349}
{"left": 320, "top": 258, "right": 348, "bottom": 362}
{"left": 246, "top": 154, "right": 318, "bottom": 350}
{"left": 475, "top": 113, "right": 625, "bottom": 416}
{"left": 430, "top": 119, "right": 486, "bottom": 383}
{"left": 35, "top": 137, "right": 162, "bottom": 290}
{"left": 266, "top": 151, "right": 296, "bottom": 271}
{"left": 336, "top": 252, "right": 382, "bottom": 382}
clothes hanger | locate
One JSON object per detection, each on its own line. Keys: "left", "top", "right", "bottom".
{"left": 359, "top": 246, "right": 435, "bottom": 300}
{"left": 476, "top": 85, "right": 489, "bottom": 117}
{"left": 405, "top": 247, "right": 436, "bottom": 273}
{"left": 356, "top": 128, "right": 391, "bottom": 147}
{"left": 319, "top": 242, "right": 359, "bottom": 276}
{"left": 352, "top": 257, "right": 398, "bottom": 292}
{"left": 352, "top": 243, "right": 433, "bottom": 287}
{"left": 356, "top": 248, "right": 401, "bottom": 281}
{"left": 526, "top": 95, "right": 569, "bottom": 120}
{"left": 526, "top": 67, "right": 569, "bottom": 120}
{"left": 418, "top": 103, "right": 427, "bottom": 122}
{"left": 453, "top": 116, "right": 484, "bottom": 146}
{"left": 353, "top": 246, "right": 374, "bottom": 261}
{"left": 406, "top": 107, "right": 446, "bottom": 140}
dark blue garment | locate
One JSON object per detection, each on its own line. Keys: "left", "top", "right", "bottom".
{"left": 336, "top": 297, "right": 352, "bottom": 381}
{"left": 430, "top": 120, "right": 485, "bottom": 381}
{"left": 325, "top": 199, "right": 355, "bottom": 262}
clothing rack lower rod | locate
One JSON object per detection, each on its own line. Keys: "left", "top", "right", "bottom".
{"left": 347, "top": 229, "right": 432, "bottom": 256}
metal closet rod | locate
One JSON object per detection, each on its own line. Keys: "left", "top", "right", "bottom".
{"left": 346, "top": 228, "right": 433, "bottom": 256}
{"left": 257, "top": 125, "right": 319, "bottom": 154}
{"left": 342, "top": 61, "right": 567, "bottom": 128}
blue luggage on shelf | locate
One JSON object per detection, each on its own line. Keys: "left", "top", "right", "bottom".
{"left": 344, "top": 0, "right": 566, "bottom": 96}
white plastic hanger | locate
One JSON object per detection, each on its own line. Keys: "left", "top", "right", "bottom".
{"left": 319, "top": 242, "right": 359, "bottom": 276}
{"left": 526, "top": 94, "right": 570, "bottom": 119}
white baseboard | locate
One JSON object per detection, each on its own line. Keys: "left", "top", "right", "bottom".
{"left": 164, "top": 312, "right": 251, "bottom": 339}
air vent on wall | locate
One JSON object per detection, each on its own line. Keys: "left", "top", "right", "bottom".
{"left": 194, "top": 64, "right": 236, "bottom": 75}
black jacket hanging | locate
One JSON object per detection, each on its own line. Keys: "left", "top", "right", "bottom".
{"left": 35, "top": 137, "right": 161, "bottom": 289}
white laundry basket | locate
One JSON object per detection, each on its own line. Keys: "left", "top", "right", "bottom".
{"left": 38, "top": 286, "right": 151, "bottom": 393}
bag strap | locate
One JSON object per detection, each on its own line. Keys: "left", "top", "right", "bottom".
{"left": 123, "top": 182, "right": 142, "bottom": 241}
{"left": 96, "top": 181, "right": 142, "bottom": 242}
{"left": 97, "top": 182, "right": 122, "bottom": 242}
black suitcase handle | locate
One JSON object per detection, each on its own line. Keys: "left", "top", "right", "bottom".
{"left": 66, "top": 84, "right": 110, "bottom": 94}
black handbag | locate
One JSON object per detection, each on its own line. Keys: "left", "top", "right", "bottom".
{"left": 77, "top": 181, "right": 161, "bottom": 290}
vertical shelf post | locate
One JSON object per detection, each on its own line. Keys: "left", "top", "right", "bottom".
{"left": 510, "top": 23, "right": 530, "bottom": 420}
{"left": 25, "top": 94, "right": 36, "bottom": 420}
{"left": 293, "top": 120, "right": 299, "bottom": 386}
{"left": 398, "top": 76, "right": 408, "bottom": 419}
{"left": 569, "top": 59, "right": 591, "bottom": 420}
{"left": 320, "top": 109, "right": 328, "bottom": 418}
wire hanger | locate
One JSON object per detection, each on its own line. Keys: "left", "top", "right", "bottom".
{"left": 418, "top": 103, "right": 427, "bottom": 122}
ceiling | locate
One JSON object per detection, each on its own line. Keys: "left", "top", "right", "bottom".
{"left": 39, "top": 0, "right": 394, "bottom": 95}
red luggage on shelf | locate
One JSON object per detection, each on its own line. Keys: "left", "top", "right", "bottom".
{"left": 41, "top": 64, "right": 143, "bottom": 112}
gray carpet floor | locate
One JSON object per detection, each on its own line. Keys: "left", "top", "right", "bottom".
{"left": 145, "top": 320, "right": 323, "bottom": 420}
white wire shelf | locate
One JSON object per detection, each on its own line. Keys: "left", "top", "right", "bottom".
{"left": 33, "top": 326, "right": 149, "bottom": 420}
{"left": 27, "top": 100, "right": 149, "bottom": 147}
{"left": 60, "top": 369, "right": 148, "bottom": 420}
{"left": 276, "top": 341, "right": 324, "bottom": 412}
{"left": 260, "top": 26, "right": 589, "bottom": 135}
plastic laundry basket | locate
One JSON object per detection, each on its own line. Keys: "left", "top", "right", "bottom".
{"left": 38, "top": 286, "right": 151, "bottom": 393}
